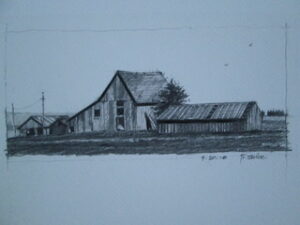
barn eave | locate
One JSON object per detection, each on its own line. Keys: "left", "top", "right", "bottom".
{"left": 157, "top": 118, "right": 245, "bottom": 124}
{"left": 68, "top": 70, "right": 166, "bottom": 121}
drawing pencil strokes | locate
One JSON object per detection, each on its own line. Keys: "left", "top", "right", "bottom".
{"left": 2, "top": 16, "right": 290, "bottom": 156}
{"left": 6, "top": 70, "right": 288, "bottom": 156}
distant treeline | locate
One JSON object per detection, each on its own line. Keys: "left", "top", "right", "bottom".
{"left": 261, "top": 109, "right": 286, "bottom": 117}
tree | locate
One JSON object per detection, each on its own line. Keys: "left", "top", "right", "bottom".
{"left": 266, "top": 109, "right": 286, "bottom": 116}
{"left": 155, "top": 78, "right": 189, "bottom": 115}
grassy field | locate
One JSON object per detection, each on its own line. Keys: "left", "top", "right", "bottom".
{"left": 6, "top": 117, "right": 289, "bottom": 156}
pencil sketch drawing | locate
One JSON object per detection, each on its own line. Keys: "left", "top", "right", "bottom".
{"left": 6, "top": 69, "right": 288, "bottom": 156}
{"left": 2, "top": 1, "right": 300, "bottom": 225}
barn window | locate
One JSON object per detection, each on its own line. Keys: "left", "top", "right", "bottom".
{"left": 117, "top": 100, "right": 124, "bottom": 107}
{"left": 117, "top": 108, "right": 124, "bottom": 116}
{"left": 116, "top": 101, "right": 125, "bottom": 130}
{"left": 94, "top": 108, "right": 101, "bottom": 118}
{"left": 70, "top": 126, "right": 74, "bottom": 133}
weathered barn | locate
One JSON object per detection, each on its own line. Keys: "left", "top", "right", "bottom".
{"left": 68, "top": 70, "right": 167, "bottom": 133}
{"left": 18, "top": 115, "right": 60, "bottom": 136}
{"left": 157, "top": 101, "right": 263, "bottom": 134}
{"left": 49, "top": 116, "right": 70, "bottom": 135}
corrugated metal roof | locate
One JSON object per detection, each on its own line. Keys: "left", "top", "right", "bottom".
{"left": 157, "top": 102, "right": 256, "bottom": 121}
{"left": 118, "top": 71, "right": 167, "bottom": 104}
{"left": 32, "top": 115, "right": 58, "bottom": 127}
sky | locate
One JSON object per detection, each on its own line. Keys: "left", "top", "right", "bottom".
{"left": 1, "top": 2, "right": 300, "bottom": 225}
{"left": 0, "top": 0, "right": 299, "bottom": 115}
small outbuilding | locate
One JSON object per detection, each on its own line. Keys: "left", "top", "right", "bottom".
{"left": 18, "top": 115, "right": 68, "bottom": 136}
{"left": 49, "top": 116, "right": 70, "bottom": 135}
{"left": 157, "top": 101, "right": 263, "bottom": 134}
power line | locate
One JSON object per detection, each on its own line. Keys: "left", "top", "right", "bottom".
{"left": 14, "top": 98, "right": 41, "bottom": 110}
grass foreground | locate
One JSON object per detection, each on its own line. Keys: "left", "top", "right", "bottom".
{"left": 6, "top": 117, "right": 289, "bottom": 156}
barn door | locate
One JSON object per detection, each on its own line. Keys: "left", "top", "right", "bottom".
{"left": 116, "top": 100, "right": 125, "bottom": 130}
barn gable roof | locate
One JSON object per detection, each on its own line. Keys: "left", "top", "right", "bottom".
{"left": 18, "top": 115, "right": 68, "bottom": 129}
{"left": 157, "top": 101, "right": 257, "bottom": 122}
{"left": 69, "top": 70, "right": 167, "bottom": 120}
{"left": 117, "top": 71, "right": 167, "bottom": 104}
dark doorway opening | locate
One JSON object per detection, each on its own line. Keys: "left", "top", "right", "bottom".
{"left": 116, "top": 100, "right": 125, "bottom": 130}
{"left": 26, "top": 128, "right": 35, "bottom": 136}
{"left": 37, "top": 128, "right": 43, "bottom": 135}
{"left": 145, "top": 114, "right": 153, "bottom": 131}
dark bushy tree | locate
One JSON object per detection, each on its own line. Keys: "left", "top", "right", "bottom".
{"left": 267, "top": 109, "right": 286, "bottom": 116}
{"left": 155, "top": 79, "right": 189, "bottom": 115}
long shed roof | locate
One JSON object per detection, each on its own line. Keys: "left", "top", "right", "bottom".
{"left": 157, "top": 101, "right": 257, "bottom": 122}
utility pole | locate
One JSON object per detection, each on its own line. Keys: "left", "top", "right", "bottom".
{"left": 5, "top": 108, "right": 8, "bottom": 140}
{"left": 284, "top": 22, "right": 289, "bottom": 181}
{"left": 284, "top": 23, "right": 288, "bottom": 120}
{"left": 284, "top": 23, "right": 288, "bottom": 148}
{"left": 11, "top": 103, "right": 16, "bottom": 136}
{"left": 4, "top": 24, "right": 8, "bottom": 140}
{"left": 42, "top": 92, "right": 45, "bottom": 133}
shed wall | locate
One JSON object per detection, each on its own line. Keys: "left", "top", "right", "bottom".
{"left": 245, "top": 103, "right": 262, "bottom": 130}
{"left": 157, "top": 102, "right": 263, "bottom": 134}
{"left": 158, "top": 120, "right": 246, "bottom": 134}
{"left": 18, "top": 118, "right": 50, "bottom": 136}
{"left": 49, "top": 124, "right": 68, "bottom": 135}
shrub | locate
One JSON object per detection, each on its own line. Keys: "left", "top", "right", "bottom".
{"left": 267, "top": 109, "right": 286, "bottom": 116}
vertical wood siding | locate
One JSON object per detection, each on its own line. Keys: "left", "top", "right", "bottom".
{"left": 49, "top": 123, "right": 68, "bottom": 135}
{"left": 245, "top": 103, "right": 262, "bottom": 130}
{"left": 157, "top": 103, "right": 262, "bottom": 134}
{"left": 135, "top": 106, "right": 154, "bottom": 130}
{"left": 69, "top": 75, "right": 145, "bottom": 133}
{"left": 158, "top": 120, "right": 247, "bottom": 134}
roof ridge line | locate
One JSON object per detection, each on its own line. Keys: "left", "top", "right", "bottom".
{"left": 177, "top": 101, "right": 256, "bottom": 106}
{"left": 117, "top": 70, "right": 163, "bottom": 75}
